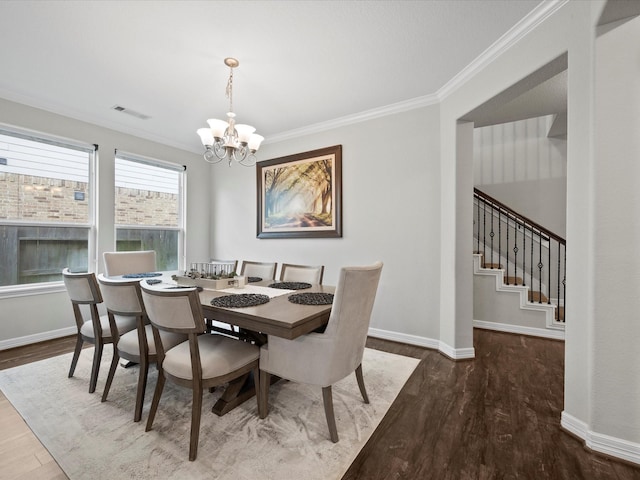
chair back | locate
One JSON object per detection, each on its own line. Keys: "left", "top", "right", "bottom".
{"left": 240, "top": 261, "right": 277, "bottom": 280}
{"left": 322, "top": 262, "right": 383, "bottom": 373}
{"left": 97, "top": 275, "right": 145, "bottom": 317}
{"left": 62, "top": 268, "right": 103, "bottom": 331}
{"left": 140, "top": 285, "right": 205, "bottom": 334}
{"left": 103, "top": 250, "right": 157, "bottom": 276}
{"left": 210, "top": 259, "right": 238, "bottom": 275}
{"left": 62, "top": 268, "right": 102, "bottom": 304}
{"left": 280, "top": 263, "right": 324, "bottom": 284}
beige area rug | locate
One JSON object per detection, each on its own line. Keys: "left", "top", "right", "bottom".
{"left": 0, "top": 346, "right": 419, "bottom": 480}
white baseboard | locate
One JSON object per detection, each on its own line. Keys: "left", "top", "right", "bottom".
{"left": 368, "top": 327, "right": 475, "bottom": 360}
{"left": 473, "top": 319, "right": 565, "bottom": 340}
{"left": 561, "top": 411, "right": 640, "bottom": 465}
{"left": 0, "top": 326, "right": 76, "bottom": 351}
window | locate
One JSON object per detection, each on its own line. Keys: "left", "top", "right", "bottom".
{"left": 114, "top": 151, "right": 185, "bottom": 271}
{"left": 0, "top": 127, "right": 95, "bottom": 289}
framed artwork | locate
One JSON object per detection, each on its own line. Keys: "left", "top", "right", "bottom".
{"left": 257, "top": 145, "right": 342, "bottom": 239}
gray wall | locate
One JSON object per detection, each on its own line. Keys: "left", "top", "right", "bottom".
{"left": 0, "top": 98, "right": 210, "bottom": 346}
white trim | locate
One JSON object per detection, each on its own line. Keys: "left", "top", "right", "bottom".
{"left": 368, "top": 327, "right": 476, "bottom": 360}
{"left": 368, "top": 327, "right": 439, "bottom": 350}
{"left": 561, "top": 412, "right": 640, "bottom": 466}
{"left": 265, "top": 94, "right": 439, "bottom": 145}
{"left": 473, "top": 254, "right": 564, "bottom": 330}
{"left": 0, "top": 282, "right": 66, "bottom": 299}
{"left": 474, "top": 319, "right": 565, "bottom": 340}
{"left": 0, "top": 326, "right": 76, "bottom": 351}
{"left": 438, "top": 342, "right": 476, "bottom": 360}
{"left": 437, "top": 0, "right": 569, "bottom": 100}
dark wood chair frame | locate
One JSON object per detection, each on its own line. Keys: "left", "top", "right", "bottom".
{"left": 63, "top": 268, "right": 110, "bottom": 394}
{"left": 98, "top": 277, "right": 152, "bottom": 422}
{"left": 141, "top": 286, "right": 261, "bottom": 461}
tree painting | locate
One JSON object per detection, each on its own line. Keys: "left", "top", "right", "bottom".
{"left": 263, "top": 155, "right": 334, "bottom": 230}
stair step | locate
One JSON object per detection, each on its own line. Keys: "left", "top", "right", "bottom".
{"left": 483, "top": 263, "right": 502, "bottom": 269}
{"left": 528, "top": 291, "right": 549, "bottom": 303}
{"left": 504, "top": 276, "right": 524, "bottom": 285}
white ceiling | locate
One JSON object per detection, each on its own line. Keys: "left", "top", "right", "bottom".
{"left": 0, "top": 0, "right": 549, "bottom": 153}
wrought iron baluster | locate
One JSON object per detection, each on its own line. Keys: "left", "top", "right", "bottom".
{"left": 530, "top": 224, "right": 534, "bottom": 289}
{"left": 557, "top": 239, "right": 561, "bottom": 314}
{"left": 506, "top": 212, "right": 510, "bottom": 284}
{"left": 522, "top": 220, "right": 526, "bottom": 287}
{"left": 498, "top": 208, "right": 501, "bottom": 270}
{"left": 476, "top": 196, "right": 480, "bottom": 254}
{"left": 548, "top": 239, "right": 551, "bottom": 304}
{"left": 483, "top": 199, "right": 486, "bottom": 263}
{"left": 538, "top": 229, "right": 543, "bottom": 304}
{"left": 490, "top": 202, "right": 495, "bottom": 267}
{"left": 513, "top": 218, "right": 518, "bottom": 284}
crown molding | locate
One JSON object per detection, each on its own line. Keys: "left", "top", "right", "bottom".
{"left": 265, "top": 93, "right": 439, "bottom": 144}
{"left": 437, "top": 0, "right": 569, "bottom": 101}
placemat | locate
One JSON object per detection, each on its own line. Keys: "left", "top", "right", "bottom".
{"left": 211, "top": 293, "right": 270, "bottom": 308}
{"left": 268, "top": 282, "right": 312, "bottom": 290}
{"left": 288, "top": 292, "right": 334, "bottom": 305}
{"left": 247, "top": 276, "right": 262, "bottom": 283}
{"left": 122, "top": 272, "right": 162, "bottom": 278}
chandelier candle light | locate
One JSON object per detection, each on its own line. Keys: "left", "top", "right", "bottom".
{"left": 197, "top": 57, "right": 264, "bottom": 166}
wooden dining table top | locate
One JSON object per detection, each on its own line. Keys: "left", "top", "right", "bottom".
{"left": 104, "top": 271, "right": 335, "bottom": 340}
{"left": 199, "top": 280, "right": 335, "bottom": 340}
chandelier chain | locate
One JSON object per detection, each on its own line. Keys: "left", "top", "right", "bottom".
{"left": 226, "top": 66, "right": 234, "bottom": 113}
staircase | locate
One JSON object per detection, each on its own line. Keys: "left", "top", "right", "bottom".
{"left": 473, "top": 188, "right": 566, "bottom": 338}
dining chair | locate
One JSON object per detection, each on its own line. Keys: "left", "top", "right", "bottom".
{"left": 62, "top": 268, "right": 137, "bottom": 394}
{"left": 258, "top": 261, "right": 383, "bottom": 442}
{"left": 209, "top": 259, "right": 238, "bottom": 275}
{"left": 279, "top": 263, "right": 325, "bottom": 284}
{"left": 103, "top": 250, "right": 157, "bottom": 276}
{"left": 97, "top": 275, "right": 186, "bottom": 422}
{"left": 240, "top": 260, "right": 277, "bottom": 281}
{"left": 140, "top": 283, "right": 261, "bottom": 461}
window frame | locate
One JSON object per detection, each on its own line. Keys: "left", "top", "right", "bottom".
{"left": 113, "top": 150, "right": 186, "bottom": 272}
{"left": 0, "top": 124, "right": 97, "bottom": 298}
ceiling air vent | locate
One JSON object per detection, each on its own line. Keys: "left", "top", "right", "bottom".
{"left": 111, "top": 105, "right": 151, "bottom": 120}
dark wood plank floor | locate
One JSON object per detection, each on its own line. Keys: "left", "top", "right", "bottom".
{"left": 1, "top": 330, "right": 639, "bottom": 479}
{"left": 347, "top": 330, "right": 640, "bottom": 480}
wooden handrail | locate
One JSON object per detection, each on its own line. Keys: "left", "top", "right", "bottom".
{"left": 474, "top": 188, "right": 566, "bottom": 245}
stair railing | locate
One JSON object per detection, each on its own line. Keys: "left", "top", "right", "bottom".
{"left": 473, "top": 188, "right": 566, "bottom": 322}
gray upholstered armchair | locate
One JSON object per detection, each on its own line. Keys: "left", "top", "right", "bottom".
{"left": 258, "top": 261, "right": 383, "bottom": 442}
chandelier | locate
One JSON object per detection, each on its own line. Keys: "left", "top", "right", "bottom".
{"left": 196, "top": 57, "right": 264, "bottom": 166}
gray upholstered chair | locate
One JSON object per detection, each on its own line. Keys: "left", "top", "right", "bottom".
{"left": 103, "top": 250, "right": 157, "bottom": 276}
{"left": 140, "top": 283, "right": 261, "bottom": 461}
{"left": 62, "top": 268, "right": 137, "bottom": 393}
{"left": 279, "top": 263, "right": 325, "bottom": 284}
{"left": 259, "top": 261, "right": 383, "bottom": 442}
{"left": 97, "top": 275, "right": 186, "bottom": 422}
{"left": 240, "top": 260, "right": 277, "bottom": 281}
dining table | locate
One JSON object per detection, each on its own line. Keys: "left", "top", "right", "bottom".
{"left": 105, "top": 271, "right": 335, "bottom": 415}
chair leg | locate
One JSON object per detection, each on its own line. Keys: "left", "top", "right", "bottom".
{"left": 259, "top": 370, "right": 270, "bottom": 419}
{"left": 322, "top": 386, "right": 339, "bottom": 443}
{"left": 252, "top": 367, "right": 260, "bottom": 412}
{"left": 101, "top": 347, "right": 120, "bottom": 402}
{"left": 145, "top": 370, "right": 165, "bottom": 432}
{"left": 355, "top": 363, "right": 370, "bottom": 404}
{"left": 68, "top": 335, "right": 83, "bottom": 378}
{"left": 89, "top": 340, "right": 103, "bottom": 394}
{"left": 189, "top": 383, "right": 203, "bottom": 461}
{"left": 133, "top": 354, "right": 149, "bottom": 422}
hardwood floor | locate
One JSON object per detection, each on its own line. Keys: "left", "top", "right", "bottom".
{"left": 1, "top": 331, "right": 639, "bottom": 479}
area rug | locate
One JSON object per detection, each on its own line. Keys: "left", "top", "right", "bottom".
{"left": 0, "top": 346, "right": 419, "bottom": 480}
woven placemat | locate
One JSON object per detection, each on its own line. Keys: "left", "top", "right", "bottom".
{"left": 211, "top": 294, "right": 270, "bottom": 308}
{"left": 247, "top": 277, "right": 262, "bottom": 283}
{"left": 122, "top": 272, "right": 162, "bottom": 278}
{"left": 288, "top": 292, "right": 334, "bottom": 305}
{"left": 268, "top": 282, "right": 312, "bottom": 290}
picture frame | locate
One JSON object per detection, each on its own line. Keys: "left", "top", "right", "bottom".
{"left": 257, "top": 145, "right": 342, "bottom": 239}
